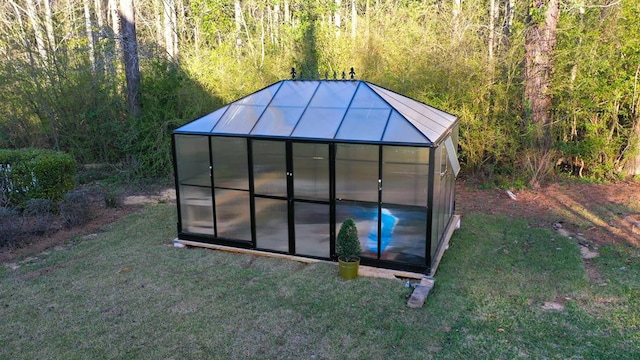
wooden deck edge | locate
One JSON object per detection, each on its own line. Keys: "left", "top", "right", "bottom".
{"left": 173, "top": 239, "right": 424, "bottom": 280}
{"left": 428, "top": 214, "right": 461, "bottom": 277}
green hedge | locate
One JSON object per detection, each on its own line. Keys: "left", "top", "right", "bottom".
{"left": 0, "top": 149, "right": 76, "bottom": 207}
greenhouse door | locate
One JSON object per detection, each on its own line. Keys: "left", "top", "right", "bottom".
{"left": 252, "top": 140, "right": 331, "bottom": 257}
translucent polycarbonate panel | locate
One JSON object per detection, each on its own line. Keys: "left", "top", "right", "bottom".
{"left": 270, "top": 81, "right": 318, "bottom": 107}
{"left": 430, "top": 151, "right": 442, "bottom": 259}
{"left": 382, "top": 111, "right": 430, "bottom": 144}
{"left": 336, "top": 200, "right": 377, "bottom": 260}
{"left": 335, "top": 144, "right": 379, "bottom": 202}
{"left": 374, "top": 204, "right": 427, "bottom": 266}
{"left": 382, "top": 146, "right": 429, "bottom": 206}
{"left": 292, "top": 107, "right": 346, "bottom": 139}
{"left": 253, "top": 140, "right": 286, "bottom": 196}
{"left": 370, "top": 83, "right": 455, "bottom": 130}
{"left": 179, "top": 185, "right": 213, "bottom": 235}
{"left": 295, "top": 202, "right": 330, "bottom": 258}
{"left": 250, "top": 106, "right": 305, "bottom": 136}
{"left": 213, "top": 104, "right": 265, "bottom": 134}
{"left": 350, "top": 84, "right": 391, "bottom": 109}
{"left": 236, "top": 82, "right": 282, "bottom": 106}
{"left": 211, "top": 137, "right": 248, "bottom": 190}
{"left": 308, "top": 81, "right": 358, "bottom": 108}
{"left": 383, "top": 145, "right": 430, "bottom": 163}
{"left": 175, "top": 135, "right": 210, "bottom": 187}
{"left": 382, "top": 163, "right": 428, "bottom": 206}
{"left": 214, "top": 189, "right": 251, "bottom": 241}
{"left": 174, "top": 107, "right": 226, "bottom": 133}
{"left": 293, "top": 143, "right": 329, "bottom": 201}
{"left": 255, "top": 197, "right": 289, "bottom": 252}
{"left": 335, "top": 108, "right": 391, "bottom": 141}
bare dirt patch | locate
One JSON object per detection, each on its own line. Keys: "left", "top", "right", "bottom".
{"left": 456, "top": 179, "right": 640, "bottom": 248}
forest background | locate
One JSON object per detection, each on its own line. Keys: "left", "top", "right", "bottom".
{"left": 1, "top": 0, "right": 639, "bottom": 185}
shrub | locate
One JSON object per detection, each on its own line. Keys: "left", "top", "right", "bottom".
{"left": 0, "top": 149, "right": 76, "bottom": 207}
{"left": 0, "top": 207, "right": 22, "bottom": 248}
{"left": 336, "top": 218, "right": 362, "bottom": 262}
{"left": 24, "top": 198, "right": 56, "bottom": 235}
{"left": 60, "top": 191, "right": 90, "bottom": 227}
{"left": 103, "top": 187, "right": 122, "bottom": 208}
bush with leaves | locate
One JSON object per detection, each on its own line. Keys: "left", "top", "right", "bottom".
{"left": 336, "top": 218, "right": 362, "bottom": 262}
{"left": 60, "top": 191, "right": 90, "bottom": 228}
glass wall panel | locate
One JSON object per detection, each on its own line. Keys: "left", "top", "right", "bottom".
{"left": 214, "top": 189, "right": 251, "bottom": 240}
{"left": 293, "top": 143, "right": 329, "bottom": 201}
{"left": 374, "top": 204, "right": 427, "bottom": 266}
{"left": 295, "top": 202, "right": 330, "bottom": 258}
{"left": 211, "top": 137, "right": 248, "bottom": 190}
{"left": 175, "top": 135, "right": 210, "bottom": 187}
{"left": 253, "top": 140, "right": 287, "bottom": 196}
{"left": 382, "top": 146, "right": 429, "bottom": 206}
{"left": 255, "top": 198, "right": 289, "bottom": 252}
{"left": 335, "top": 144, "right": 378, "bottom": 202}
{"left": 336, "top": 200, "right": 377, "bottom": 260}
{"left": 179, "top": 185, "right": 213, "bottom": 235}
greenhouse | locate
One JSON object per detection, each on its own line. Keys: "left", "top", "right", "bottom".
{"left": 172, "top": 78, "right": 460, "bottom": 274}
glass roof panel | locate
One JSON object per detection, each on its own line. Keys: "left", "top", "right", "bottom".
{"left": 382, "top": 111, "right": 430, "bottom": 144}
{"left": 308, "top": 81, "right": 358, "bottom": 108}
{"left": 292, "top": 107, "right": 346, "bottom": 139}
{"left": 251, "top": 106, "right": 305, "bottom": 136}
{"left": 213, "top": 104, "right": 266, "bottom": 134}
{"left": 174, "top": 106, "right": 227, "bottom": 133}
{"left": 350, "top": 84, "right": 391, "bottom": 109}
{"left": 270, "top": 81, "right": 319, "bottom": 107}
{"left": 335, "top": 108, "right": 391, "bottom": 141}
{"left": 236, "top": 82, "right": 282, "bottom": 106}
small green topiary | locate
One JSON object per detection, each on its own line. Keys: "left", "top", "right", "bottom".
{"left": 336, "top": 218, "right": 362, "bottom": 262}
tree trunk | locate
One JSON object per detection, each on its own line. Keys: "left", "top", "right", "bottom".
{"left": 626, "top": 65, "right": 640, "bottom": 176}
{"left": 26, "top": 0, "right": 47, "bottom": 61}
{"left": 164, "top": 0, "right": 177, "bottom": 60}
{"left": 119, "top": 0, "right": 141, "bottom": 118}
{"left": 83, "top": 0, "right": 96, "bottom": 72}
{"left": 488, "top": 0, "right": 496, "bottom": 62}
{"left": 43, "top": 0, "right": 56, "bottom": 52}
{"left": 334, "top": 0, "right": 341, "bottom": 37}
{"left": 235, "top": 0, "right": 242, "bottom": 47}
{"left": 350, "top": 0, "right": 356, "bottom": 40}
{"left": 524, "top": 0, "right": 560, "bottom": 150}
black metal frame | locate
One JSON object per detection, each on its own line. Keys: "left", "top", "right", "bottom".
{"left": 173, "top": 132, "right": 457, "bottom": 274}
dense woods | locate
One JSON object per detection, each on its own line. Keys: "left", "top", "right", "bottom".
{"left": 0, "top": 0, "right": 638, "bottom": 184}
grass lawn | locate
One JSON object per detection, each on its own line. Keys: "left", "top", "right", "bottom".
{"left": 1, "top": 205, "right": 638, "bottom": 359}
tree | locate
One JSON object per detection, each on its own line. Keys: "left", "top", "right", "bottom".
{"left": 523, "top": 0, "right": 560, "bottom": 182}
{"left": 120, "top": 0, "right": 141, "bottom": 118}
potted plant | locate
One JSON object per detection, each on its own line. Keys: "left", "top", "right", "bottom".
{"left": 336, "top": 218, "right": 362, "bottom": 280}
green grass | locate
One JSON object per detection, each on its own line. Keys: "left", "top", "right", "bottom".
{"left": 1, "top": 206, "right": 638, "bottom": 359}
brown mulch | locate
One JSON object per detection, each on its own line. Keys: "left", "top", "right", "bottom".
{"left": 456, "top": 179, "right": 640, "bottom": 248}
{"left": 2, "top": 180, "right": 639, "bottom": 264}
